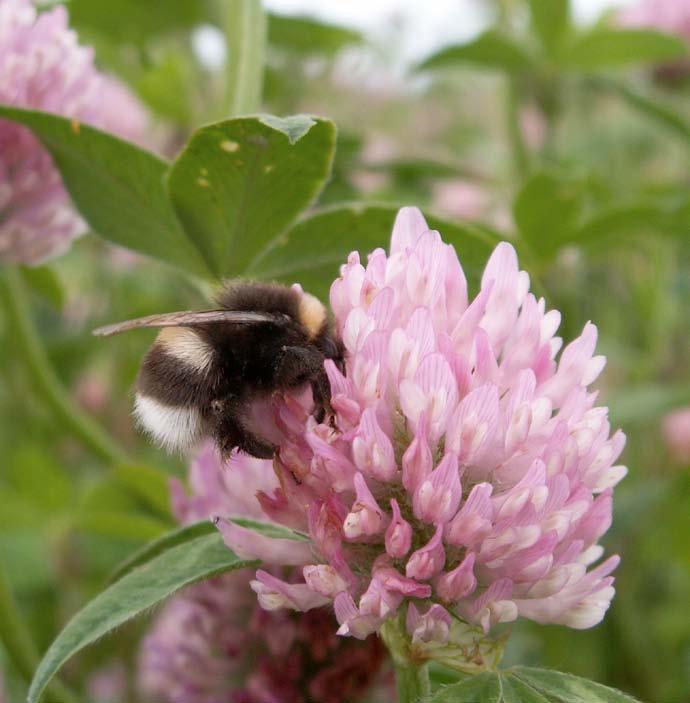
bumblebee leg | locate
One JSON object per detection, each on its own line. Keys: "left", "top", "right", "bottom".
{"left": 310, "top": 368, "right": 332, "bottom": 424}
{"left": 211, "top": 395, "right": 275, "bottom": 459}
{"left": 275, "top": 345, "right": 332, "bottom": 423}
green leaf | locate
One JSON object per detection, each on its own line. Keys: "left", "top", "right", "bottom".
{"left": 500, "top": 675, "right": 550, "bottom": 702}
{"left": 607, "top": 383, "right": 690, "bottom": 426}
{"left": 112, "top": 464, "right": 173, "bottom": 521}
{"left": 429, "top": 668, "right": 641, "bottom": 702}
{"left": 561, "top": 29, "right": 688, "bottom": 70}
{"left": 134, "top": 51, "right": 196, "bottom": 125}
{"left": 418, "top": 30, "right": 534, "bottom": 73}
{"left": 528, "top": 0, "right": 570, "bottom": 59}
{"left": 108, "top": 521, "right": 217, "bottom": 583}
{"left": 230, "top": 517, "right": 310, "bottom": 542}
{"left": 19, "top": 266, "right": 64, "bottom": 310}
{"left": 268, "top": 13, "right": 362, "bottom": 55}
{"left": 593, "top": 78, "right": 690, "bottom": 142}
{"left": 28, "top": 533, "right": 258, "bottom": 703}
{"left": 569, "top": 204, "right": 680, "bottom": 249}
{"left": 247, "top": 203, "right": 501, "bottom": 300}
{"left": 67, "top": 0, "right": 205, "bottom": 44}
{"left": 513, "top": 173, "right": 582, "bottom": 259}
{"left": 0, "top": 106, "right": 211, "bottom": 279}
{"left": 430, "top": 672, "right": 501, "bottom": 702}
{"left": 511, "top": 667, "right": 641, "bottom": 702}
{"left": 167, "top": 115, "right": 336, "bottom": 277}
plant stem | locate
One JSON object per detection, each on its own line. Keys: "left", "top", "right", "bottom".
{"left": 380, "top": 617, "right": 431, "bottom": 702}
{"left": 505, "top": 75, "right": 530, "bottom": 180}
{"left": 394, "top": 661, "right": 430, "bottom": 703}
{"left": 0, "top": 558, "right": 79, "bottom": 703}
{"left": 222, "top": 0, "right": 267, "bottom": 115}
{"left": 0, "top": 267, "right": 127, "bottom": 465}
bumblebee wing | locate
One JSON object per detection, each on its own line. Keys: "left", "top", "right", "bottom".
{"left": 92, "top": 310, "right": 279, "bottom": 337}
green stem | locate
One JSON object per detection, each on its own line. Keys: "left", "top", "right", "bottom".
{"left": 381, "top": 617, "right": 431, "bottom": 702}
{"left": 394, "top": 661, "right": 430, "bottom": 703}
{"left": 0, "top": 558, "right": 79, "bottom": 703}
{"left": 505, "top": 75, "right": 530, "bottom": 179}
{"left": 222, "top": 0, "right": 267, "bottom": 115}
{"left": 0, "top": 268, "right": 127, "bottom": 465}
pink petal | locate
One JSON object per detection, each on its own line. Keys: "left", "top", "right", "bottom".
{"left": 436, "top": 551, "right": 477, "bottom": 601}
{"left": 406, "top": 525, "right": 446, "bottom": 580}
{"left": 216, "top": 518, "right": 312, "bottom": 565}
{"left": 413, "top": 451, "right": 462, "bottom": 524}
{"left": 251, "top": 571, "right": 328, "bottom": 611}
{"left": 352, "top": 408, "right": 397, "bottom": 481}
{"left": 390, "top": 206, "right": 429, "bottom": 253}
{"left": 385, "top": 499, "right": 412, "bottom": 558}
{"left": 343, "top": 473, "right": 387, "bottom": 539}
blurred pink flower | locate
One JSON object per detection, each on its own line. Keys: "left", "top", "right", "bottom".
{"left": 619, "top": 0, "right": 690, "bottom": 39}
{"left": 432, "top": 180, "right": 489, "bottom": 221}
{"left": 350, "top": 169, "right": 389, "bottom": 195}
{"left": 519, "top": 105, "right": 547, "bottom": 151}
{"left": 139, "top": 443, "right": 390, "bottom": 703}
{"left": 362, "top": 135, "right": 397, "bottom": 164}
{"left": 220, "top": 208, "right": 626, "bottom": 653}
{"left": 74, "top": 372, "right": 111, "bottom": 414}
{"left": 618, "top": 1, "right": 690, "bottom": 81}
{"left": 0, "top": 0, "right": 148, "bottom": 265}
{"left": 87, "top": 661, "right": 127, "bottom": 703}
{"left": 662, "top": 407, "right": 690, "bottom": 465}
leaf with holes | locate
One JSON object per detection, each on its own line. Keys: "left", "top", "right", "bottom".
{"left": 0, "top": 106, "right": 211, "bottom": 278}
{"left": 167, "top": 115, "right": 336, "bottom": 278}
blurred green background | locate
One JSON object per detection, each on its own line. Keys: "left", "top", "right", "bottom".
{"left": 1, "top": 1, "right": 689, "bottom": 701}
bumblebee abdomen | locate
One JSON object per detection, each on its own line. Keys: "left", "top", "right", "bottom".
{"left": 134, "top": 329, "right": 218, "bottom": 452}
{"left": 133, "top": 395, "right": 204, "bottom": 453}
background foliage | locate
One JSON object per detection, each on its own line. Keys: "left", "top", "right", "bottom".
{"left": 0, "top": 0, "right": 689, "bottom": 701}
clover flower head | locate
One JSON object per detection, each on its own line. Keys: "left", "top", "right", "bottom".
{"left": 0, "top": 0, "right": 147, "bottom": 265}
{"left": 139, "top": 443, "right": 389, "bottom": 703}
{"left": 220, "top": 208, "right": 626, "bottom": 659}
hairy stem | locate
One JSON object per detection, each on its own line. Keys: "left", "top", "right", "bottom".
{"left": 381, "top": 616, "right": 431, "bottom": 702}
{"left": 394, "top": 661, "right": 431, "bottom": 703}
{"left": 0, "top": 267, "right": 127, "bottom": 465}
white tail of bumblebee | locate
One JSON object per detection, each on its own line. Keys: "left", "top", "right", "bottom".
{"left": 133, "top": 393, "right": 204, "bottom": 453}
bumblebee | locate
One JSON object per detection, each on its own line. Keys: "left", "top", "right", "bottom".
{"left": 95, "top": 282, "right": 343, "bottom": 458}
